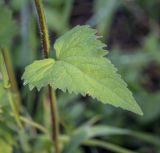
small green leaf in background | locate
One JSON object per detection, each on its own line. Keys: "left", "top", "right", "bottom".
{"left": 22, "top": 25, "right": 143, "bottom": 115}
{"left": 45, "top": 0, "right": 74, "bottom": 35}
{"left": 0, "top": 139, "right": 12, "bottom": 153}
{"left": 61, "top": 124, "right": 160, "bottom": 153}
{"left": 88, "top": 0, "right": 121, "bottom": 40}
{"left": 0, "top": 82, "right": 9, "bottom": 108}
{"left": 0, "top": 5, "right": 16, "bottom": 47}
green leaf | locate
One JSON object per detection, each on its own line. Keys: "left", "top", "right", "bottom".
{"left": 45, "top": 0, "right": 74, "bottom": 35}
{"left": 62, "top": 125, "right": 130, "bottom": 153}
{"left": 84, "top": 139, "right": 138, "bottom": 153}
{"left": 0, "top": 81, "right": 9, "bottom": 107}
{"left": 92, "top": 0, "right": 121, "bottom": 40}
{"left": 22, "top": 25, "right": 143, "bottom": 115}
{"left": 0, "top": 5, "right": 16, "bottom": 47}
{"left": 61, "top": 125, "right": 160, "bottom": 153}
{"left": 0, "top": 139, "right": 12, "bottom": 153}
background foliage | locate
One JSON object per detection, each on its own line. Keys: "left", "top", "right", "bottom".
{"left": 0, "top": 0, "right": 160, "bottom": 153}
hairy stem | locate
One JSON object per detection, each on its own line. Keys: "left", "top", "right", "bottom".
{"left": 34, "top": 0, "right": 50, "bottom": 58}
{"left": 34, "top": 0, "right": 60, "bottom": 152}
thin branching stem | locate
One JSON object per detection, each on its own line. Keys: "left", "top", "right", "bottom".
{"left": 34, "top": 0, "right": 60, "bottom": 153}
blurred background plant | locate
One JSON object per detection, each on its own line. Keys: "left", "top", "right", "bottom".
{"left": 0, "top": 0, "right": 160, "bottom": 153}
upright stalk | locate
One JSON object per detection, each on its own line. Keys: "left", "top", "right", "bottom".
{"left": 0, "top": 49, "right": 22, "bottom": 128}
{"left": 34, "top": 0, "right": 50, "bottom": 58}
{"left": 34, "top": 0, "right": 60, "bottom": 153}
{"left": 48, "top": 86, "right": 59, "bottom": 153}
{"left": 2, "top": 48, "right": 21, "bottom": 110}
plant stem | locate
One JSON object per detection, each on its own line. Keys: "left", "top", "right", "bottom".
{"left": 1, "top": 48, "right": 21, "bottom": 110}
{"left": 34, "top": 0, "right": 60, "bottom": 152}
{"left": 34, "top": 0, "right": 50, "bottom": 58}
{"left": 0, "top": 50, "right": 10, "bottom": 88}
{"left": 48, "top": 86, "right": 60, "bottom": 153}
{"left": 0, "top": 49, "right": 22, "bottom": 128}
{"left": 20, "top": 116, "right": 47, "bottom": 133}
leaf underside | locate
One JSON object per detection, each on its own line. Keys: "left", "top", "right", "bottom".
{"left": 22, "top": 25, "right": 143, "bottom": 115}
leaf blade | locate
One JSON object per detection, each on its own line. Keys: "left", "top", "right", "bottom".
{"left": 22, "top": 25, "right": 143, "bottom": 115}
